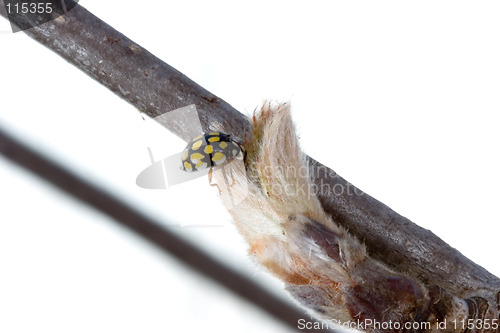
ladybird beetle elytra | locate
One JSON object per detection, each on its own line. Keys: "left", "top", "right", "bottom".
{"left": 180, "top": 132, "right": 243, "bottom": 173}
{"left": 180, "top": 131, "right": 244, "bottom": 194}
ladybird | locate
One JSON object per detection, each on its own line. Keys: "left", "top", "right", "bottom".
{"left": 181, "top": 132, "right": 243, "bottom": 172}
{"left": 181, "top": 131, "right": 244, "bottom": 193}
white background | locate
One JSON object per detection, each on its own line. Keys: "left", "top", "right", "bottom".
{"left": 1, "top": 1, "right": 499, "bottom": 332}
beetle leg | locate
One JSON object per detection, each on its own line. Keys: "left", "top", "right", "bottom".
{"left": 208, "top": 167, "right": 222, "bottom": 194}
{"left": 229, "top": 166, "right": 236, "bottom": 187}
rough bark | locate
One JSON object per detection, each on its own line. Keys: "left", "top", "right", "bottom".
{"left": 1, "top": 3, "right": 499, "bottom": 332}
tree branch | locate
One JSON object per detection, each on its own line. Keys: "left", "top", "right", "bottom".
{"left": 0, "top": 124, "right": 335, "bottom": 333}
{"left": 2, "top": 2, "right": 499, "bottom": 331}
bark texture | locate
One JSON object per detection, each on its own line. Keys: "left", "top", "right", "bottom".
{"left": 1, "top": 3, "right": 499, "bottom": 332}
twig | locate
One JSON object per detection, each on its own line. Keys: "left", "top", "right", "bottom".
{"left": 0, "top": 125, "right": 334, "bottom": 333}
{"left": 1, "top": 3, "right": 499, "bottom": 331}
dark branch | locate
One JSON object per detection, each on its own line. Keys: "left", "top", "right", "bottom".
{"left": 0, "top": 125, "right": 335, "bottom": 333}
{"left": 1, "top": 2, "right": 499, "bottom": 330}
